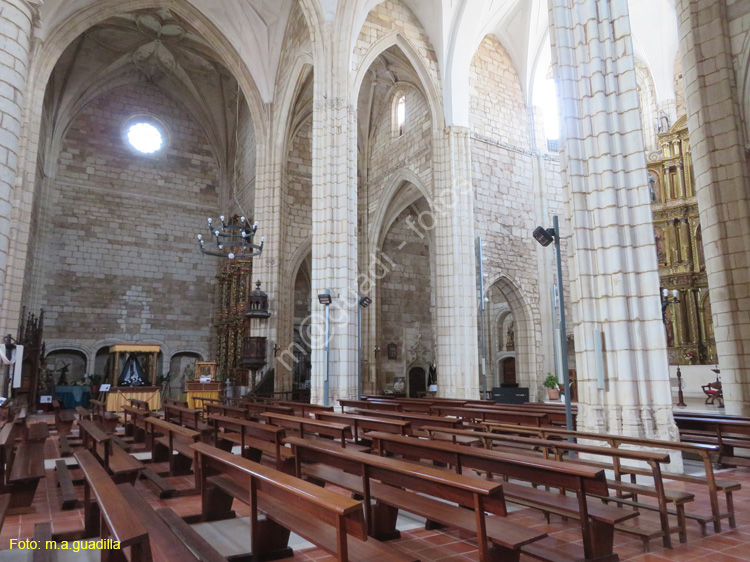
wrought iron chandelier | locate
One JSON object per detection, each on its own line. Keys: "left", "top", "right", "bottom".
{"left": 197, "top": 215, "right": 264, "bottom": 260}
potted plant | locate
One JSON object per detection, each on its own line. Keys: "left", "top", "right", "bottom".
{"left": 543, "top": 373, "right": 560, "bottom": 400}
{"left": 88, "top": 374, "right": 103, "bottom": 394}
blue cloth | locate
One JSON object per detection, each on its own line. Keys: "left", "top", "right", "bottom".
{"left": 54, "top": 386, "right": 91, "bottom": 409}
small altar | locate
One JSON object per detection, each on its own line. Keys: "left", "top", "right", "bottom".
{"left": 105, "top": 386, "right": 161, "bottom": 412}
{"left": 54, "top": 385, "right": 91, "bottom": 409}
{"left": 186, "top": 382, "right": 221, "bottom": 409}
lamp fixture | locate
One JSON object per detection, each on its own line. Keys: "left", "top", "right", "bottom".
{"left": 533, "top": 226, "right": 555, "bottom": 247}
{"left": 660, "top": 288, "right": 680, "bottom": 318}
{"left": 317, "top": 289, "right": 333, "bottom": 305}
{"left": 197, "top": 215, "right": 264, "bottom": 260}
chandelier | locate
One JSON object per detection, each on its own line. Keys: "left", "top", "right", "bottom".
{"left": 197, "top": 215, "right": 264, "bottom": 259}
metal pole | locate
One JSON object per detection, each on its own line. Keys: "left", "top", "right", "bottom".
{"left": 323, "top": 303, "right": 330, "bottom": 406}
{"left": 478, "top": 237, "right": 487, "bottom": 399}
{"left": 357, "top": 292, "right": 362, "bottom": 400}
{"left": 553, "top": 216, "right": 574, "bottom": 433}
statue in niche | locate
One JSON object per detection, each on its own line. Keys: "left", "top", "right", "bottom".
{"left": 696, "top": 226, "right": 705, "bottom": 271}
{"left": 387, "top": 342, "right": 398, "bottom": 361}
{"left": 664, "top": 307, "right": 675, "bottom": 347}
{"left": 654, "top": 228, "right": 666, "bottom": 263}
{"left": 505, "top": 321, "right": 515, "bottom": 351}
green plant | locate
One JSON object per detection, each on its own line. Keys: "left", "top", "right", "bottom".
{"left": 88, "top": 374, "right": 103, "bottom": 386}
{"left": 542, "top": 373, "right": 559, "bottom": 389}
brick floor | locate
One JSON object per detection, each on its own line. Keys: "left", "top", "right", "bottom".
{"left": 3, "top": 427, "right": 750, "bottom": 561}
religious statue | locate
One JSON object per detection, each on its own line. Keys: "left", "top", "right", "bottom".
{"left": 55, "top": 362, "right": 70, "bottom": 386}
{"left": 654, "top": 228, "right": 666, "bottom": 263}
{"left": 505, "top": 321, "right": 515, "bottom": 351}
{"left": 664, "top": 307, "right": 675, "bottom": 347}
{"left": 387, "top": 342, "right": 398, "bottom": 361}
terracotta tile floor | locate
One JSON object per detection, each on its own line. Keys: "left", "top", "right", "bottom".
{"left": 3, "top": 427, "right": 750, "bottom": 561}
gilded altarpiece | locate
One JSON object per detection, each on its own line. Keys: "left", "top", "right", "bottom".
{"left": 648, "top": 116, "right": 715, "bottom": 365}
{"left": 214, "top": 258, "right": 253, "bottom": 385}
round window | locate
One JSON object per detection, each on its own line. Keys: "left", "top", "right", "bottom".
{"left": 122, "top": 115, "right": 170, "bottom": 156}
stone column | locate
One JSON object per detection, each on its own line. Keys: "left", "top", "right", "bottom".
{"left": 676, "top": 0, "right": 750, "bottom": 414}
{"left": 548, "top": 0, "right": 679, "bottom": 448}
{"left": 0, "top": 0, "right": 40, "bottom": 336}
{"left": 308, "top": 23, "right": 359, "bottom": 405}
{"left": 432, "top": 126, "right": 480, "bottom": 398}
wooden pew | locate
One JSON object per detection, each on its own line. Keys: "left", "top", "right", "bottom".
{"left": 56, "top": 449, "right": 151, "bottom": 561}
{"left": 423, "top": 426, "right": 689, "bottom": 549}
{"left": 270, "top": 400, "right": 334, "bottom": 417}
{"left": 122, "top": 405, "right": 152, "bottom": 443}
{"left": 55, "top": 459, "right": 79, "bottom": 510}
{"left": 674, "top": 415, "right": 750, "bottom": 467}
{"left": 192, "top": 441, "right": 418, "bottom": 562}
{"left": 430, "top": 405, "right": 550, "bottom": 427}
{"left": 90, "top": 399, "right": 118, "bottom": 432}
{"left": 313, "top": 411, "right": 410, "bottom": 442}
{"left": 240, "top": 400, "right": 295, "bottom": 417}
{"left": 0, "top": 418, "right": 45, "bottom": 512}
{"left": 52, "top": 399, "right": 75, "bottom": 435}
{"left": 118, "top": 483, "right": 227, "bottom": 561}
{"left": 352, "top": 408, "right": 464, "bottom": 433}
{"left": 486, "top": 422, "right": 740, "bottom": 533}
{"left": 286, "top": 436, "right": 547, "bottom": 562}
{"left": 78, "top": 419, "right": 143, "bottom": 484}
{"left": 206, "top": 402, "right": 250, "bottom": 420}
{"left": 144, "top": 416, "right": 201, "bottom": 478}
{"left": 75, "top": 406, "right": 92, "bottom": 421}
{"left": 130, "top": 398, "right": 154, "bottom": 411}
{"left": 259, "top": 412, "right": 356, "bottom": 448}
{"left": 207, "top": 414, "right": 293, "bottom": 471}
{"left": 339, "top": 398, "right": 403, "bottom": 412}
{"left": 366, "top": 431, "right": 636, "bottom": 561}
{"left": 164, "top": 403, "right": 205, "bottom": 431}
{"left": 466, "top": 403, "right": 575, "bottom": 426}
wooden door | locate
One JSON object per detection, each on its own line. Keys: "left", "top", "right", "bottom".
{"left": 501, "top": 357, "right": 516, "bottom": 385}
{"left": 408, "top": 367, "right": 426, "bottom": 398}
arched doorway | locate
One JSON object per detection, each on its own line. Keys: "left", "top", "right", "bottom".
{"left": 408, "top": 366, "right": 426, "bottom": 398}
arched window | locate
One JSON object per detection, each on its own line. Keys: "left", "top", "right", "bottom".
{"left": 394, "top": 94, "right": 406, "bottom": 137}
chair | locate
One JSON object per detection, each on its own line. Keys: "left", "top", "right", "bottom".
{"left": 702, "top": 381, "right": 723, "bottom": 407}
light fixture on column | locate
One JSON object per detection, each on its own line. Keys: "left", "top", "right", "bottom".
{"left": 357, "top": 294, "right": 372, "bottom": 399}
{"left": 533, "top": 217, "right": 573, "bottom": 435}
{"left": 318, "top": 289, "right": 332, "bottom": 405}
{"left": 660, "top": 288, "right": 680, "bottom": 318}
{"left": 197, "top": 215, "right": 264, "bottom": 260}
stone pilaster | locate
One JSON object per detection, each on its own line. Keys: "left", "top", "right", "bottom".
{"left": 432, "top": 126, "right": 480, "bottom": 398}
{"left": 676, "top": 0, "right": 750, "bottom": 414}
{"left": 0, "top": 0, "right": 39, "bottom": 336}
{"left": 548, "top": 0, "right": 679, "bottom": 450}
{"left": 308, "top": 27, "right": 359, "bottom": 405}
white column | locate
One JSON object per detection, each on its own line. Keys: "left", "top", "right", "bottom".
{"left": 548, "top": 0, "right": 679, "bottom": 448}
{"left": 0, "top": 0, "right": 40, "bottom": 336}
{"left": 308, "top": 25, "right": 359, "bottom": 405}
{"left": 676, "top": 0, "right": 750, "bottom": 414}
{"left": 433, "top": 126, "right": 480, "bottom": 398}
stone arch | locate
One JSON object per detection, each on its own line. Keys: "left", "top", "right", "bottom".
{"left": 353, "top": 33, "right": 443, "bottom": 130}
{"left": 44, "top": 346, "right": 90, "bottom": 383}
{"left": 484, "top": 274, "right": 535, "bottom": 397}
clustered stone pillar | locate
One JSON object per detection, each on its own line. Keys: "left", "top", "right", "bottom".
{"left": 0, "top": 0, "right": 39, "bottom": 336}
{"left": 676, "top": 0, "right": 750, "bottom": 415}
{"left": 548, "top": 0, "right": 679, "bottom": 448}
{"left": 432, "top": 126, "right": 480, "bottom": 398}
{"left": 308, "top": 29, "right": 359, "bottom": 405}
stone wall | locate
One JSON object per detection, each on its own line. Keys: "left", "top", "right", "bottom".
{"left": 32, "top": 82, "right": 219, "bottom": 370}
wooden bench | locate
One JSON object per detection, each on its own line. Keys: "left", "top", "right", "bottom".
{"left": 467, "top": 403, "right": 575, "bottom": 426}
{"left": 0, "top": 419, "right": 45, "bottom": 512}
{"left": 56, "top": 449, "right": 150, "bottom": 560}
{"left": 55, "top": 459, "right": 79, "bottom": 510}
{"left": 486, "top": 421, "right": 740, "bottom": 533}
{"left": 192, "top": 441, "right": 418, "bottom": 562}
{"left": 270, "top": 400, "right": 334, "bottom": 417}
{"left": 122, "top": 405, "right": 152, "bottom": 443}
{"left": 340, "top": 398, "right": 403, "bottom": 412}
{"left": 431, "top": 405, "right": 550, "bottom": 427}
{"left": 286, "top": 436, "right": 547, "bottom": 562}
{"left": 52, "top": 399, "right": 75, "bottom": 435}
{"left": 164, "top": 403, "right": 206, "bottom": 431}
{"left": 144, "top": 416, "right": 201, "bottom": 486}
{"left": 76, "top": 405, "right": 92, "bottom": 421}
{"left": 78, "top": 419, "right": 143, "bottom": 484}
{"left": 259, "top": 412, "right": 356, "bottom": 448}
{"left": 353, "top": 408, "right": 464, "bottom": 433}
{"left": 674, "top": 415, "right": 750, "bottom": 467}
{"left": 239, "top": 400, "right": 295, "bottom": 417}
{"left": 206, "top": 402, "right": 250, "bottom": 421}
{"left": 313, "top": 411, "right": 410, "bottom": 442}
{"left": 423, "top": 426, "right": 688, "bottom": 549}
{"left": 90, "top": 399, "right": 118, "bottom": 432}
{"left": 367, "top": 431, "right": 635, "bottom": 561}
{"left": 26, "top": 421, "right": 49, "bottom": 443}
{"left": 118, "top": 482, "right": 227, "bottom": 561}
{"left": 207, "top": 413, "right": 293, "bottom": 472}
